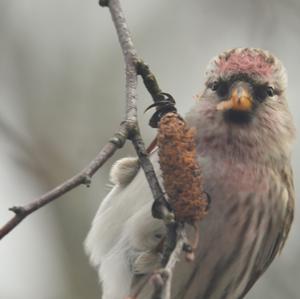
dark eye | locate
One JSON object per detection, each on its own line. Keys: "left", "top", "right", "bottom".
{"left": 266, "top": 86, "right": 275, "bottom": 97}
{"left": 209, "top": 81, "right": 229, "bottom": 98}
{"left": 209, "top": 81, "right": 218, "bottom": 91}
{"left": 216, "top": 81, "right": 229, "bottom": 97}
{"left": 254, "top": 85, "right": 275, "bottom": 102}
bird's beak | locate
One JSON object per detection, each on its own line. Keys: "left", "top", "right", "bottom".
{"left": 217, "top": 83, "right": 253, "bottom": 112}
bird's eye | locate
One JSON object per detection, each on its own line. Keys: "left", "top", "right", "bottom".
{"left": 266, "top": 86, "right": 275, "bottom": 97}
{"left": 254, "top": 86, "right": 267, "bottom": 102}
{"left": 216, "top": 81, "right": 229, "bottom": 98}
{"left": 209, "top": 81, "right": 229, "bottom": 98}
{"left": 209, "top": 81, "right": 218, "bottom": 91}
{"left": 254, "top": 85, "right": 276, "bottom": 102}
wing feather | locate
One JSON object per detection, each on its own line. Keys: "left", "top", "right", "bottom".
{"left": 238, "top": 163, "right": 295, "bottom": 299}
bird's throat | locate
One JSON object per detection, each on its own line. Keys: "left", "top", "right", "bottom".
{"left": 223, "top": 109, "right": 253, "bottom": 125}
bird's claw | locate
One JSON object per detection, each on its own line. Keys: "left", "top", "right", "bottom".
{"left": 145, "top": 93, "right": 177, "bottom": 128}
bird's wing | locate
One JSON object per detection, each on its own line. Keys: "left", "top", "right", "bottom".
{"left": 278, "top": 163, "right": 295, "bottom": 252}
{"left": 85, "top": 151, "right": 161, "bottom": 267}
{"left": 238, "top": 163, "right": 295, "bottom": 299}
{"left": 172, "top": 164, "right": 295, "bottom": 299}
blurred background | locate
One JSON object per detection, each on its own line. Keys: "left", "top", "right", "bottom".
{"left": 0, "top": 0, "right": 299, "bottom": 298}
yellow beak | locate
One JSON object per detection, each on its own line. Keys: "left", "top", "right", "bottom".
{"left": 217, "top": 84, "right": 253, "bottom": 112}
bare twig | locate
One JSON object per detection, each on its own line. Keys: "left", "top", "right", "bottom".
{"left": 0, "top": 124, "right": 128, "bottom": 240}
{"left": 1, "top": 2, "right": 189, "bottom": 298}
{"left": 136, "top": 61, "right": 163, "bottom": 103}
{"left": 130, "top": 132, "right": 172, "bottom": 220}
{"left": 104, "top": 1, "right": 186, "bottom": 298}
{"left": 0, "top": 0, "right": 171, "bottom": 241}
{"left": 107, "top": 0, "right": 138, "bottom": 123}
{"left": 151, "top": 225, "right": 185, "bottom": 299}
{"left": 105, "top": 0, "right": 172, "bottom": 221}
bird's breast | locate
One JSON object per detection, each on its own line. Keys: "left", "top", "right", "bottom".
{"left": 198, "top": 155, "right": 268, "bottom": 198}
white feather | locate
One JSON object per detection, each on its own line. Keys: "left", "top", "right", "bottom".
{"left": 109, "top": 157, "right": 140, "bottom": 186}
{"left": 84, "top": 153, "right": 165, "bottom": 298}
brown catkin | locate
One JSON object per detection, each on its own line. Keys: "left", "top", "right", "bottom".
{"left": 157, "top": 112, "right": 208, "bottom": 222}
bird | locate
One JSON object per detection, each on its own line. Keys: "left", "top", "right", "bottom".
{"left": 85, "top": 48, "right": 295, "bottom": 299}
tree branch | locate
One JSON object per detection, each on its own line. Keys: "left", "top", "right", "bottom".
{"left": 106, "top": 0, "right": 138, "bottom": 123}
{"left": 104, "top": 0, "right": 172, "bottom": 220}
{"left": 1, "top": 2, "right": 189, "bottom": 299}
{"left": 0, "top": 0, "right": 171, "bottom": 243}
{"left": 102, "top": 2, "right": 191, "bottom": 299}
{"left": 151, "top": 225, "right": 185, "bottom": 299}
{"left": 0, "top": 125, "right": 127, "bottom": 240}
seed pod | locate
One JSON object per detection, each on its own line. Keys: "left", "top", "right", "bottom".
{"left": 157, "top": 112, "right": 208, "bottom": 223}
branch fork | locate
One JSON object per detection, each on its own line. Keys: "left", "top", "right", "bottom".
{"left": 1, "top": 2, "right": 206, "bottom": 299}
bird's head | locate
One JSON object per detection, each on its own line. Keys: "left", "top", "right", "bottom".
{"left": 205, "top": 48, "right": 287, "bottom": 124}
{"left": 188, "top": 48, "right": 295, "bottom": 163}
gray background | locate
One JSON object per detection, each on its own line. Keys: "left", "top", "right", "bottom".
{"left": 0, "top": 0, "right": 299, "bottom": 298}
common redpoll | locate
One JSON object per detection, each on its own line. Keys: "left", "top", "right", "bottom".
{"left": 85, "top": 48, "right": 295, "bottom": 299}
